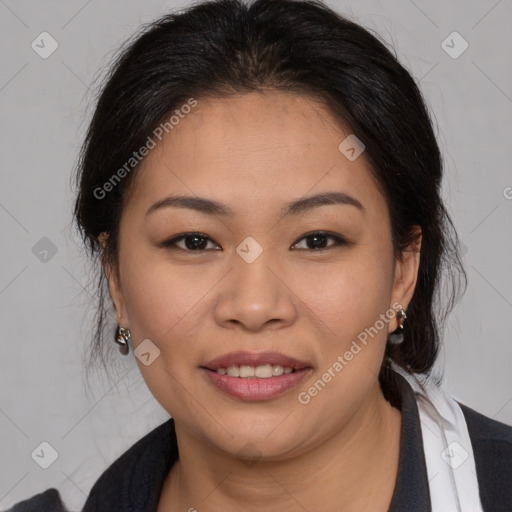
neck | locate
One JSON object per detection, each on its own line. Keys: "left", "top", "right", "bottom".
{"left": 159, "top": 381, "right": 402, "bottom": 512}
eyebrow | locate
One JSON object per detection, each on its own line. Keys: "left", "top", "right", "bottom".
{"left": 145, "top": 191, "right": 364, "bottom": 218}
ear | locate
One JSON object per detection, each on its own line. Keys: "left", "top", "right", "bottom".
{"left": 98, "top": 232, "right": 129, "bottom": 326}
{"left": 389, "top": 226, "right": 422, "bottom": 332}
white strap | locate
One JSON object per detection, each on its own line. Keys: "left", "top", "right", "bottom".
{"left": 399, "top": 371, "right": 484, "bottom": 512}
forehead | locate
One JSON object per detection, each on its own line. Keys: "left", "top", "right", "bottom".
{"left": 125, "top": 91, "right": 386, "bottom": 219}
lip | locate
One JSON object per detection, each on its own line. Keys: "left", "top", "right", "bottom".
{"left": 201, "top": 351, "right": 311, "bottom": 371}
{"left": 201, "top": 367, "right": 312, "bottom": 401}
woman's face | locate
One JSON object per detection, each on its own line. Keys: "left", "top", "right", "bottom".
{"left": 106, "top": 91, "right": 419, "bottom": 460}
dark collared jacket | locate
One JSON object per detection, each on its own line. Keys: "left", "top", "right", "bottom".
{"left": 6, "top": 372, "right": 512, "bottom": 512}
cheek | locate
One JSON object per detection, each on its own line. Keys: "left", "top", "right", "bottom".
{"left": 292, "top": 253, "right": 394, "bottom": 417}
{"left": 118, "top": 254, "right": 213, "bottom": 416}
{"left": 294, "top": 252, "right": 395, "bottom": 346}
{"left": 119, "top": 250, "right": 211, "bottom": 349}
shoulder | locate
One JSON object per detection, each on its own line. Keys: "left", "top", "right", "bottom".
{"left": 3, "top": 488, "right": 71, "bottom": 512}
{"left": 459, "top": 402, "right": 512, "bottom": 511}
{"left": 460, "top": 402, "right": 512, "bottom": 443}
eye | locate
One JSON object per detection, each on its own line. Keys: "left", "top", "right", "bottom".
{"left": 162, "top": 232, "right": 220, "bottom": 252}
{"left": 291, "top": 231, "right": 348, "bottom": 251}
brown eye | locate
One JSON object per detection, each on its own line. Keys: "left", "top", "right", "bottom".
{"left": 162, "top": 233, "right": 220, "bottom": 251}
{"left": 292, "top": 231, "right": 348, "bottom": 251}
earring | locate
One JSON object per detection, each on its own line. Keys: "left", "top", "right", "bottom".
{"left": 115, "top": 325, "right": 131, "bottom": 355}
{"left": 396, "top": 309, "right": 407, "bottom": 330}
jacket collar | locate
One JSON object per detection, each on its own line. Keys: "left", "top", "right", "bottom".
{"left": 387, "top": 371, "right": 431, "bottom": 511}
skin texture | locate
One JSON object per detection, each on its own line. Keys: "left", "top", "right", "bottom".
{"left": 102, "top": 91, "right": 421, "bottom": 511}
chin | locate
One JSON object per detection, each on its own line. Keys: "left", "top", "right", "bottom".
{"left": 202, "top": 411, "right": 310, "bottom": 460}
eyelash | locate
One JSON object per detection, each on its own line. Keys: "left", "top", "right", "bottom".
{"left": 161, "top": 231, "right": 349, "bottom": 252}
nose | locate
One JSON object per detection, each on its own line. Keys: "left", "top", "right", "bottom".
{"left": 213, "top": 248, "right": 297, "bottom": 332}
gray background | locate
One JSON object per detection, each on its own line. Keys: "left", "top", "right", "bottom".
{"left": 1, "top": 0, "right": 511, "bottom": 509}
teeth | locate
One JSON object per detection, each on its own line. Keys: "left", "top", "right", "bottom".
{"left": 226, "top": 366, "right": 240, "bottom": 377}
{"left": 239, "top": 365, "right": 255, "bottom": 378}
{"left": 272, "top": 365, "right": 284, "bottom": 376}
{"left": 216, "top": 364, "right": 295, "bottom": 378}
{"left": 255, "top": 364, "right": 273, "bottom": 378}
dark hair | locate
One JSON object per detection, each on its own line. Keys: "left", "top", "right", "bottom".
{"left": 73, "top": 0, "right": 466, "bottom": 394}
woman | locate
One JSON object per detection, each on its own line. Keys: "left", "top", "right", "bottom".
{"left": 8, "top": 0, "right": 511, "bottom": 510}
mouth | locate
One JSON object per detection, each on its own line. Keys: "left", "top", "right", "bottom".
{"left": 200, "top": 351, "right": 312, "bottom": 401}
